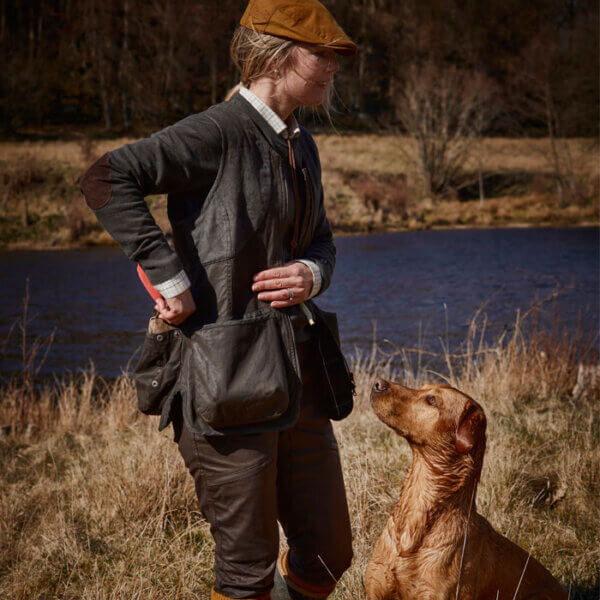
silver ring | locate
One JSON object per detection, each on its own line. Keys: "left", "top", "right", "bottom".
{"left": 288, "top": 288, "right": 294, "bottom": 301}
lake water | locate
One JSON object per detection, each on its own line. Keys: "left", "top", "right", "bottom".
{"left": 0, "top": 227, "right": 598, "bottom": 379}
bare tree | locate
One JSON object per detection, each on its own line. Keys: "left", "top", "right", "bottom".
{"left": 119, "top": 0, "right": 132, "bottom": 130}
{"left": 84, "top": 0, "right": 115, "bottom": 130}
{"left": 395, "top": 61, "right": 499, "bottom": 197}
{"left": 507, "top": 27, "right": 589, "bottom": 206}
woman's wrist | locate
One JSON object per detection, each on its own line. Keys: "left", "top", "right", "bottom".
{"left": 292, "top": 259, "right": 322, "bottom": 298}
{"left": 154, "top": 270, "right": 192, "bottom": 299}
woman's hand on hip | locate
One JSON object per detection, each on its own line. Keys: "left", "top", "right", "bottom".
{"left": 154, "top": 288, "right": 197, "bottom": 325}
{"left": 252, "top": 261, "right": 314, "bottom": 308}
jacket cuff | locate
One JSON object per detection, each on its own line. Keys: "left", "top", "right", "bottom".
{"left": 294, "top": 259, "right": 322, "bottom": 298}
{"left": 153, "top": 270, "right": 191, "bottom": 298}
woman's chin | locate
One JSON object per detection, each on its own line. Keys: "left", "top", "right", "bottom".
{"left": 299, "top": 90, "right": 327, "bottom": 107}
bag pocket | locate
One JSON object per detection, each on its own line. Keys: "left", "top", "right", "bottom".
{"left": 134, "top": 316, "right": 183, "bottom": 415}
{"left": 312, "top": 306, "right": 356, "bottom": 420}
{"left": 318, "top": 308, "right": 342, "bottom": 346}
{"left": 184, "top": 313, "right": 291, "bottom": 429}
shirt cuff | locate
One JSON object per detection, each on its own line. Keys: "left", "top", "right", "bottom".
{"left": 153, "top": 269, "right": 191, "bottom": 298}
{"left": 294, "top": 259, "right": 322, "bottom": 299}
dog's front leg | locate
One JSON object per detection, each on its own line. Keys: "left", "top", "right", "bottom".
{"left": 364, "top": 561, "right": 396, "bottom": 600}
{"left": 365, "top": 522, "right": 398, "bottom": 600}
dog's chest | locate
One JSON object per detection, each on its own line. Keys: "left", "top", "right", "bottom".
{"left": 390, "top": 530, "right": 463, "bottom": 599}
{"left": 392, "top": 555, "right": 458, "bottom": 600}
{"left": 371, "top": 518, "right": 457, "bottom": 599}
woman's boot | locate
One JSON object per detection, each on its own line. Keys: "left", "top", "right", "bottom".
{"left": 271, "top": 551, "right": 333, "bottom": 600}
{"left": 271, "top": 567, "right": 319, "bottom": 600}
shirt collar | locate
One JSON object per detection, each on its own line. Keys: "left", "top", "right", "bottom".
{"left": 239, "top": 85, "right": 301, "bottom": 141}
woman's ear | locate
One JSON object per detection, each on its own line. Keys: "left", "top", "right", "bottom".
{"left": 268, "top": 46, "right": 295, "bottom": 80}
{"left": 454, "top": 403, "right": 486, "bottom": 455}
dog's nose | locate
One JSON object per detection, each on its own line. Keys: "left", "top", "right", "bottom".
{"left": 373, "top": 378, "right": 389, "bottom": 392}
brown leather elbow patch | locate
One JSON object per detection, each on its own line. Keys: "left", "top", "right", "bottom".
{"left": 80, "top": 153, "right": 112, "bottom": 210}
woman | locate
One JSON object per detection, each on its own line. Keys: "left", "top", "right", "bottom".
{"left": 80, "top": 1, "right": 357, "bottom": 598}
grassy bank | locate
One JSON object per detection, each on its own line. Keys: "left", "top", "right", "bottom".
{"left": 0, "top": 136, "right": 597, "bottom": 249}
{"left": 1, "top": 302, "right": 598, "bottom": 598}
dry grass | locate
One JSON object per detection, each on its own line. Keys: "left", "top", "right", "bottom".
{"left": 0, "top": 136, "right": 597, "bottom": 248}
{"left": 315, "top": 136, "right": 599, "bottom": 232}
{"left": 312, "top": 136, "right": 599, "bottom": 177}
{"left": 1, "top": 298, "right": 598, "bottom": 599}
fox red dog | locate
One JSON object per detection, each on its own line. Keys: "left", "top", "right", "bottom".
{"left": 365, "top": 379, "right": 567, "bottom": 600}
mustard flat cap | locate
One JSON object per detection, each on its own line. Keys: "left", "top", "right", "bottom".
{"left": 240, "top": 0, "right": 357, "bottom": 56}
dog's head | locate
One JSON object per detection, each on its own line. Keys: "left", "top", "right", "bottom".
{"left": 370, "top": 379, "right": 486, "bottom": 458}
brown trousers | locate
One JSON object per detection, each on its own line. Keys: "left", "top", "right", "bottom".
{"left": 171, "top": 334, "right": 353, "bottom": 599}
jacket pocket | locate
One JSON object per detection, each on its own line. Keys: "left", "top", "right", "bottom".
{"left": 183, "top": 313, "right": 290, "bottom": 428}
{"left": 134, "top": 316, "right": 183, "bottom": 415}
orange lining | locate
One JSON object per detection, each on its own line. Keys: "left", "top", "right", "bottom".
{"left": 277, "top": 549, "right": 336, "bottom": 598}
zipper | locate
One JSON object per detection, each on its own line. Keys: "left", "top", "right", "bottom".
{"left": 277, "top": 159, "right": 288, "bottom": 256}
{"left": 277, "top": 159, "right": 301, "bottom": 376}
{"left": 300, "top": 167, "right": 315, "bottom": 251}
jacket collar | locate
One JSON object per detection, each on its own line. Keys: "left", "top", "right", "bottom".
{"left": 238, "top": 86, "right": 301, "bottom": 140}
{"left": 230, "top": 91, "right": 300, "bottom": 160}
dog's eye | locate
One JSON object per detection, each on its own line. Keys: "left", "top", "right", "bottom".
{"left": 425, "top": 395, "right": 437, "bottom": 406}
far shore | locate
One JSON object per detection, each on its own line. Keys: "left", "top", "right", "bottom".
{"left": 2, "top": 220, "right": 598, "bottom": 252}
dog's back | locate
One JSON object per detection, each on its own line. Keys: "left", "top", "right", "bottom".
{"left": 466, "top": 513, "right": 566, "bottom": 600}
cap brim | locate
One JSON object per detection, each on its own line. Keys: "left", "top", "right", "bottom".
{"left": 333, "top": 46, "right": 357, "bottom": 56}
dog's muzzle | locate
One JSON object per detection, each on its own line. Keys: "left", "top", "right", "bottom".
{"left": 373, "top": 378, "right": 390, "bottom": 393}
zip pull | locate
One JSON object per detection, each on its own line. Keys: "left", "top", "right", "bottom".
{"left": 300, "top": 302, "right": 315, "bottom": 326}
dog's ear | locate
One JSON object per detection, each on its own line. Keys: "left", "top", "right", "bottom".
{"left": 455, "top": 403, "right": 486, "bottom": 455}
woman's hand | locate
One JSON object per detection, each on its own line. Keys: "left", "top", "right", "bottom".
{"left": 154, "top": 288, "right": 197, "bottom": 325}
{"left": 252, "top": 261, "right": 314, "bottom": 308}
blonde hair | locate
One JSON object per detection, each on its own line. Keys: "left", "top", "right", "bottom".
{"left": 226, "top": 25, "right": 335, "bottom": 119}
